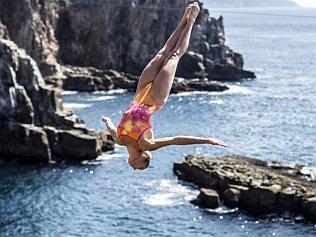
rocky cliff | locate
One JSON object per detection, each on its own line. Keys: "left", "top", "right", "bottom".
{"left": 56, "top": 0, "right": 255, "bottom": 80}
{"left": 0, "top": 39, "right": 113, "bottom": 163}
{"left": 0, "top": 0, "right": 255, "bottom": 83}
{"left": 0, "top": 0, "right": 61, "bottom": 77}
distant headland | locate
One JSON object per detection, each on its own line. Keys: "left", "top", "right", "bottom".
{"left": 203, "top": 0, "right": 300, "bottom": 8}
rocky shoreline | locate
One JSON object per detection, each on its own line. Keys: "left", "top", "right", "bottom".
{"left": 173, "top": 155, "right": 316, "bottom": 223}
{"left": 56, "top": 65, "right": 229, "bottom": 93}
{"left": 0, "top": 39, "right": 114, "bottom": 163}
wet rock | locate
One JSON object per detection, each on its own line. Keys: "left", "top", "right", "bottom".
{"left": 302, "top": 197, "right": 316, "bottom": 222}
{"left": 191, "top": 188, "right": 220, "bottom": 209}
{"left": 223, "top": 187, "right": 241, "bottom": 208}
{"left": 61, "top": 66, "right": 113, "bottom": 92}
{"left": 240, "top": 186, "right": 278, "bottom": 214}
{"left": 91, "top": 130, "right": 115, "bottom": 152}
{"left": 60, "top": 65, "right": 135, "bottom": 92}
{"left": 0, "top": 39, "right": 114, "bottom": 163}
{"left": 171, "top": 78, "right": 229, "bottom": 93}
{"left": 173, "top": 154, "right": 316, "bottom": 223}
{"left": 0, "top": 121, "right": 51, "bottom": 163}
{"left": 208, "top": 64, "right": 256, "bottom": 81}
{"left": 177, "top": 51, "right": 206, "bottom": 78}
{"left": 46, "top": 128, "right": 101, "bottom": 161}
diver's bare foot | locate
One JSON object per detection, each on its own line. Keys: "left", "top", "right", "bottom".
{"left": 185, "top": 4, "right": 194, "bottom": 21}
{"left": 189, "top": 2, "right": 200, "bottom": 23}
{"left": 180, "top": 4, "right": 193, "bottom": 26}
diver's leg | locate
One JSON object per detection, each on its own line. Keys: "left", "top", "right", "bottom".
{"left": 151, "top": 3, "right": 200, "bottom": 105}
{"left": 135, "top": 4, "right": 193, "bottom": 94}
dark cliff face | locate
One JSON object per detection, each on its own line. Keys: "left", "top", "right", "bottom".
{"left": 0, "top": 19, "right": 9, "bottom": 39}
{"left": 56, "top": 0, "right": 186, "bottom": 74}
{"left": 0, "top": 39, "right": 113, "bottom": 163}
{"left": 0, "top": 0, "right": 61, "bottom": 77}
{"left": 0, "top": 0, "right": 255, "bottom": 80}
{"left": 55, "top": 0, "right": 253, "bottom": 79}
{"left": 0, "top": 0, "right": 116, "bottom": 163}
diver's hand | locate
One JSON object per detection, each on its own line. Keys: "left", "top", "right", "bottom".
{"left": 101, "top": 116, "right": 111, "bottom": 124}
{"left": 208, "top": 138, "right": 228, "bottom": 147}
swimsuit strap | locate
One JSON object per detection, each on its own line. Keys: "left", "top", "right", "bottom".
{"left": 119, "top": 134, "right": 143, "bottom": 152}
{"left": 135, "top": 126, "right": 152, "bottom": 151}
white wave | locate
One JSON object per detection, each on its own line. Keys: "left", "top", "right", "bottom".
{"left": 300, "top": 166, "right": 316, "bottom": 181}
{"left": 224, "top": 85, "right": 253, "bottom": 95}
{"left": 96, "top": 152, "right": 124, "bottom": 161}
{"left": 251, "top": 68, "right": 265, "bottom": 74}
{"left": 173, "top": 85, "right": 253, "bottom": 97}
{"left": 86, "top": 95, "right": 116, "bottom": 101}
{"left": 92, "top": 89, "right": 127, "bottom": 95}
{"left": 61, "top": 90, "right": 79, "bottom": 95}
{"left": 63, "top": 103, "right": 92, "bottom": 109}
{"left": 205, "top": 206, "right": 239, "bottom": 214}
{"left": 142, "top": 179, "right": 199, "bottom": 206}
{"left": 209, "top": 99, "right": 224, "bottom": 105}
{"left": 173, "top": 91, "right": 211, "bottom": 97}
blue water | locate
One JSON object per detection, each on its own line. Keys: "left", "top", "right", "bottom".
{"left": 1, "top": 7, "right": 316, "bottom": 237}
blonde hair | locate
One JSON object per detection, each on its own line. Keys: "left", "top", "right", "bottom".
{"left": 129, "top": 151, "right": 151, "bottom": 170}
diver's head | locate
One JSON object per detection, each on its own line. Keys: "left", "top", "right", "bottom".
{"left": 128, "top": 150, "right": 151, "bottom": 170}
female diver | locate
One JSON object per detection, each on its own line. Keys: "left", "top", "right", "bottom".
{"left": 102, "top": 2, "right": 228, "bottom": 170}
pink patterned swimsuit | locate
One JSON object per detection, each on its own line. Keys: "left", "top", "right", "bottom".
{"left": 117, "top": 83, "right": 163, "bottom": 151}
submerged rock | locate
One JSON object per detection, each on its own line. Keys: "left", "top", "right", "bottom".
{"left": 0, "top": 39, "right": 114, "bottom": 163}
{"left": 173, "top": 154, "right": 316, "bottom": 223}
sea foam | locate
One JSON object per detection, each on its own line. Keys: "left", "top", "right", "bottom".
{"left": 142, "top": 179, "right": 199, "bottom": 206}
{"left": 63, "top": 103, "right": 92, "bottom": 109}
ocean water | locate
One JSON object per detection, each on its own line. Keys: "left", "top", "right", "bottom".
{"left": 1, "top": 7, "right": 316, "bottom": 237}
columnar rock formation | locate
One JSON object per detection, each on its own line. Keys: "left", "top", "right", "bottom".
{"left": 0, "top": 39, "right": 113, "bottom": 163}
{"left": 174, "top": 155, "right": 316, "bottom": 223}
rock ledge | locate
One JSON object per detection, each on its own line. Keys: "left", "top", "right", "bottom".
{"left": 173, "top": 154, "right": 316, "bottom": 223}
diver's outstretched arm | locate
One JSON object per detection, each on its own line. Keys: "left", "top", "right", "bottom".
{"left": 147, "top": 136, "right": 228, "bottom": 151}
